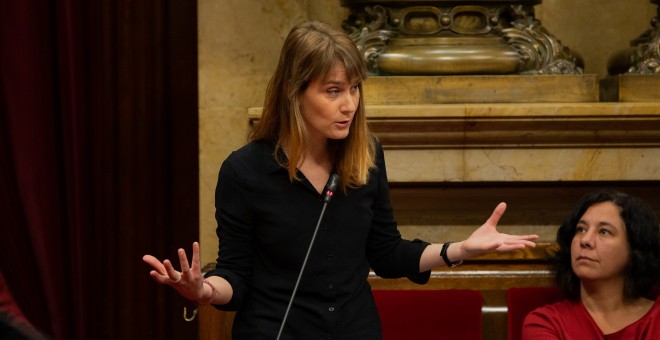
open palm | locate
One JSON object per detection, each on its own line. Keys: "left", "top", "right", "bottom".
{"left": 461, "top": 203, "right": 539, "bottom": 258}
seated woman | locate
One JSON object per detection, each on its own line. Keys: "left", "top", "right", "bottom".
{"left": 523, "top": 189, "right": 660, "bottom": 339}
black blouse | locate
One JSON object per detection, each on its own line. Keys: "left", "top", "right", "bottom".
{"left": 205, "top": 140, "right": 430, "bottom": 340}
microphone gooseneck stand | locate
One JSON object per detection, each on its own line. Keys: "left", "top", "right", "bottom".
{"left": 275, "top": 174, "right": 339, "bottom": 340}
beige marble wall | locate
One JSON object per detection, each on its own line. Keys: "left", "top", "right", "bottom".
{"left": 198, "top": 0, "right": 657, "bottom": 263}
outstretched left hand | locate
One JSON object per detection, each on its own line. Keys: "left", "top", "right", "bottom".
{"left": 460, "top": 202, "right": 539, "bottom": 259}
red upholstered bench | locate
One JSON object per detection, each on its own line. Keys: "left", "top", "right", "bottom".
{"left": 507, "top": 287, "right": 564, "bottom": 340}
{"left": 372, "top": 289, "right": 483, "bottom": 340}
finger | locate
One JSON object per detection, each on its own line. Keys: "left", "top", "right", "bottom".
{"left": 163, "top": 259, "right": 181, "bottom": 281}
{"left": 149, "top": 270, "right": 169, "bottom": 284}
{"left": 509, "top": 240, "right": 537, "bottom": 248}
{"left": 502, "top": 234, "right": 540, "bottom": 241}
{"left": 143, "top": 255, "right": 167, "bottom": 275}
{"left": 149, "top": 270, "right": 179, "bottom": 285}
{"left": 518, "top": 234, "right": 540, "bottom": 241}
{"left": 508, "top": 235, "right": 540, "bottom": 244}
{"left": 191, "top": 242, "right": 200, "bottom": 272}
{"left": 485, "top": 202, "right": 507, "bottom": 227}
{"left": 500, "top": 239, "right": 538, "bottom": 249}
{"left": 178, "top": 247, "right": 191, "bottom": 273}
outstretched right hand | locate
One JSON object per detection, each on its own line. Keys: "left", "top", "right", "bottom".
{"left": 143, "top": 241, "right": 208, "bottom": 303}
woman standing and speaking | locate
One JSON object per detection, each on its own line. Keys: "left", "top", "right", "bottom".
{"left": 144, "top": 21, "right": 539, "bottom": 339}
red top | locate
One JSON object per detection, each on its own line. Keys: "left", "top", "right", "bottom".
{"left": 522, "top": 295, "right": 660, "bottom": 340}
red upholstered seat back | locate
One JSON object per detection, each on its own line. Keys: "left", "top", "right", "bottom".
{"left": 507, "top": 287, "right": 564, "bottom": 340}
{"left": 372, "top": 289, "right": 483, "bottom": 340}
{"left": 0, "top": 272, "right": 49, "bottom": 338}
{"left": 0, "top": 274, "right": 28, "bottom": 324}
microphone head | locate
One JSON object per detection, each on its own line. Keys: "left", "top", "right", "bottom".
{"left": 323, "top": 174, "right": 339, "bottom": 203}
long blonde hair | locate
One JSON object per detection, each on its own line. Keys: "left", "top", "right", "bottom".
{"left": 250, "top": 21, "right": 376, "bottom": 192}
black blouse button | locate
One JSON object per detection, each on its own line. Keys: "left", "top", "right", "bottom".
{"left": 328, "top": 283, "right": 334, "bottom": 290}
{"left": 328, "top": 306, "right": 335, "bottom": 312}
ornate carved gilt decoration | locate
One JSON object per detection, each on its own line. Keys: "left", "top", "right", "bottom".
{"left": 340, "top": 0, "right": 582, "bottom": 75}
{"left": 502, "top": 5, "right": 582, "bottom": 75}
{"left": 629, "top": 4, "right": 660, "bottom": 74}
{"left": 608, "top": 0, "right": 660, "bottom": 75}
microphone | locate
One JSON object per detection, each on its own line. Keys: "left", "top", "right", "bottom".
{"left": 322, "top": 173, "right": 339, "bottom": 203}
{"left": 276, "top": 174, "right": 339, "bottom": 340}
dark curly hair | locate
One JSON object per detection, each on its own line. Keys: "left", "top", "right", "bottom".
{"left": 553, "top": 189, "right": 660, "bottom": 301}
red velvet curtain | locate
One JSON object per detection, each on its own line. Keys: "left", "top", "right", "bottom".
{"left": 0, "top": 0, "right": 198, "bottom": 339}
